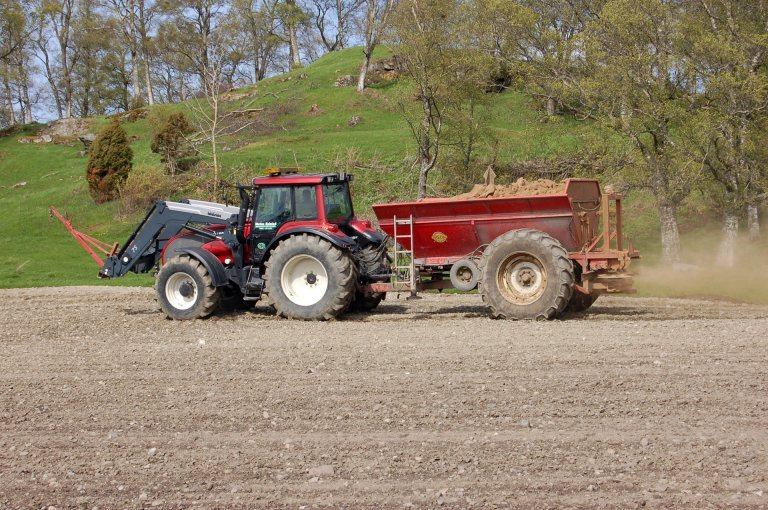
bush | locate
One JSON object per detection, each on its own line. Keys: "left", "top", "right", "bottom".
{"left": 150, "top": 111, "right": 194, "bottom": 175}
{"left": 118, "top": 164, "right": 177, "bottom": 216}
{"left": 86, "top": 119, "right": 133, "bottom": 204}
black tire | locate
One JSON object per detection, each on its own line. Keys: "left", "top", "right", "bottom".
{"left": 349, "top": 291, "right": 385, "bottom": 312}
{"left": 155, "top": 255, "right": 221, "bottom": 320}
{"left": 564, "top": 291, "right": 599, "bottom": 313}
{"left": 478, "top": 229, "right": 574, "bottom": 320}
{"left": 350, "top": 244, "right": 389, "bottom": 312}
{"left": 264, "top": 234, "right": 357, "bottom": 320}
{"left": 449, "top": 258, "right": 480, "bottom": 291}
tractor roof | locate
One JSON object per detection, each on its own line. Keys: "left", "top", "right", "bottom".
{"left": 252, "top": 172, "right": 352, "bottom": 186}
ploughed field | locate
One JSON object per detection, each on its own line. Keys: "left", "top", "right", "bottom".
{"left": 1, "top": 287, "right": 767, "bottom": 509}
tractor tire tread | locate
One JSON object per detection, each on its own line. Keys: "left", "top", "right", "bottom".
{"left": 154, "top": 254, "right": 220, "bottom": 320}
{"left": 263, "top": 234, "right": 357, "bottom": 320}
{"left": 478, "top": 229, "right": 574, "bottom": 320}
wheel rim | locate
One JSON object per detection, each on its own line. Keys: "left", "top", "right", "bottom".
{"left": 280, "top": 254, "right": 329, "bottom": 307}
{"left": 456, "top": 266, "right": 473, "bottom": 284}
{"left": 166, "top": 272, "right": 198, "bottom": 310}
{"left": 497, "top": 253, "right": 548, "bottom": 305}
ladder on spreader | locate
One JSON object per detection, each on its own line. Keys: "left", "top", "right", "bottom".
{"left": 392, "top": 215, "right": 418, "bottom": 297}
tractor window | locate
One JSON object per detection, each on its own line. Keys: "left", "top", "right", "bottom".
{"left": 294, "top": 186, "right": 318, "bottom": 220}
{"left": 323, "top": 183, "right": 353, "bottom": 223}
{"left": 253, "top": 186, "right": 293, "bottom": 231}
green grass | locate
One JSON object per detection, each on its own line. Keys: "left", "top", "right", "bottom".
{"left": 4, "top": 46, "right": 761, "bottom": 300}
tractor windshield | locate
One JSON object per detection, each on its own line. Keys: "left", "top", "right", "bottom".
{"left": 323, "top": 183, "right": 353, "bottom": 224}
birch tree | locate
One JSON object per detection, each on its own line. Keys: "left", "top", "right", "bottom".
{"left": 356, "top": 0, "right": 396, "bottom": 93}
{"left": 680, "top": 0, "right": 768, "bottom": 265}
{"left": 580, "top": 0, "right": 692, "bottom": 264}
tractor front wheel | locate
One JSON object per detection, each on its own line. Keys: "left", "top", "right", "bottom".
{"left": 478, "top": 229, "right": 574, "bottom": 320}
{"left": 264, "top": 234, "right": 357, "bottom": 320}
{"left": 155, "top": 255, "right": 221, "bottom": 320}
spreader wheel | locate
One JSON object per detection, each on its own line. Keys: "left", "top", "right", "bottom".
{"left": 155, "top": 255, "right": 221, "bottom": 320}
{"left": 264, "top": 234, "right": 357, "bottom": 320}
{"left": 478, "top": 229, "right": 574, "bottom": 320}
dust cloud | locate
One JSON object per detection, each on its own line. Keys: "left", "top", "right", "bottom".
{"left": 633, "top": 231, "right": 768, "bottom": 304}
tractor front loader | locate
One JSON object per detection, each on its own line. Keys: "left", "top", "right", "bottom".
{"left": 53, "top": 169, "right": 390, "bottom": 321}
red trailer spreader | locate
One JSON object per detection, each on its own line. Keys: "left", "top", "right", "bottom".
{"left": 370, "top": 179, "right": 639, "bottom": 319}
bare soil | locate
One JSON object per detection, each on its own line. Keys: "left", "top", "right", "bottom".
{"left": 453, "top": 178, "right": 565, "bottom": 199}
{"left": 1, "top": 287, "right": 767, "bottom": 509}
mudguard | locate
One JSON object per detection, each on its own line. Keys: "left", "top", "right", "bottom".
{"left": 178, "top": 247, "right": 229, "bottom": 287}
{"left": 265, "top": 227, "right": 356, "bottom": 257}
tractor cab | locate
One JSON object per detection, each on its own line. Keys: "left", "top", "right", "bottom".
{"left": 245, "top": 168, "right": 373, "bottom": 263}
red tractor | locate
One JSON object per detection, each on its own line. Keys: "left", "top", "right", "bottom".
{"left": 53, "top": 169, "right": 637, "bottom": 320}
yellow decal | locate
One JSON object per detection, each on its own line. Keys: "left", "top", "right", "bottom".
{"left": 431, "top": 231, "right": 448, "bottom": 243}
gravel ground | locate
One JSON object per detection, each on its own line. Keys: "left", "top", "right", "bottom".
{"left": 1, "top": 287, "right": 767, "bottom": 509}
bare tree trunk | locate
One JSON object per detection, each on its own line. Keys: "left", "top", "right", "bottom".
{"left": 747, "top": 203, "right": 760, "bottom": 242}
{"left": 3, "top": 74, "right": 17, "bottom": 125}
{"left": 658, "top": 203, "right": 681, "bottom": 264}
{"left": 357, "top": 50, "right": 371, "bottom": 93}
{"left": 546, "top": 97, "right": 556, "bottom": 116}
{"left": 716, "top": 213, "right": 739, "bottom": 268}
{"left": 143, "top": 62, "right": 154, "bottom": 105}
{"left": 36, "top": 36, "right": 63, "bottom": 118}
{"left": 19, "top": 64, "right": 32, "bottom": 124}
{"left": 138, "top": 0, "right": 154, "bottom": 105}
{"left": 286, "top": 0, "right": 301, "bottom": 68}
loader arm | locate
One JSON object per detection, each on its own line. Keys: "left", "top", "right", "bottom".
{"left": 99, "top": 200, "right": 237, "bottom": 278}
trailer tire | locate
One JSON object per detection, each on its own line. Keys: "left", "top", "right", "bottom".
{"left": 478, "top": 229, "right": 574, "bottom": 320}
{"left": 450, "top": 259, "right": 480, "bottom": 291}
{"left": 155, "top": 255, "right": 221, "bottom": 320}
{"left": 264, "top": 234, "right": 357, "bottom": 320}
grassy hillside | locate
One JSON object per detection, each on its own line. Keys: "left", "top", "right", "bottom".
{"left": 2, "top": 47, "right": 766, "bottom": 302}
{"left": 0, "top": 48, "right": 599, "bottom": 289}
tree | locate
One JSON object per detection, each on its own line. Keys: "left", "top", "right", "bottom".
{"left": 150, "top": 111, "right": 194, "bottom": 175}
{"left": 186, "top": 38, "right": 262, "bottom": 196}
{"left": 579, "top": 0, "right": 692, "bottom": 264}
{"left": 87, "top": 118, "right": 134, "bottom": 203}
{"left": 308, "top": 0, "right": 363, "bottom": 52}
{"left": 680, "top": 0, "right": 768, "bottom": 266}
{"left": 356, "top": 0, "right": 396, "bottom": 93}
{"left": 232, "top": 0, "right": 282, "bottom": 82}
{"left": 392, "top": 0, "right": 491, "bottom": 199}
{"left": 39, "top": 0, "right": 78, "bottom": 119}
{"left": 278, "top": 0, "right": 305, "bottom": 68}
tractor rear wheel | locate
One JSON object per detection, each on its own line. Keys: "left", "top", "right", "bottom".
{"left": 155, "top": 255, "right": 221, "bottom": 320}
{"left": 264, "top": 234, "right": 357, "bottom": 320}
{"left": 478, "top": 229, "right": 574, "bottom": 320}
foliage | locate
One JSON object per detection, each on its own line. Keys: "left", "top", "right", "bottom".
{"left": 118, "top": 163, "right": 177, "bottom": 216}
{"left": 150, "top": 111, "right": 194, "bottom": 175}
{"left": 86, "top": 119, "right": 134, "bottom": 203}
{"left": 390, "top": 0, "right": 494, "bottom": 199}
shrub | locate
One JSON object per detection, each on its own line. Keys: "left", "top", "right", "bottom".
{"left": 150, "top": 111, "right": 194, "bottom": 175}
{"left": 118, "top": 164, "right": 177, "bottom": 216}
{"left": 86, "top": 119, "right": 133, "bottom": 204}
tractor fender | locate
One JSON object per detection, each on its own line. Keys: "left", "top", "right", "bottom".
{"left": 355, "top": 228, "right": 387, "bottom": 245}
{"left": 264, "top": 227, "right": 356, "bottom": 259}
{"left": 177, "top": 247, "right": 229, "bottom": 287}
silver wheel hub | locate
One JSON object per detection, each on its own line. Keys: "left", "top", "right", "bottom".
{"left": 166, "top": 272, "right": 198, "bottom": 310}
{"left": 498, "top": 254, "right": 547, "bottom": 305}
{"left": 280, "top": 254, "right": 329, "bottom": 307}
